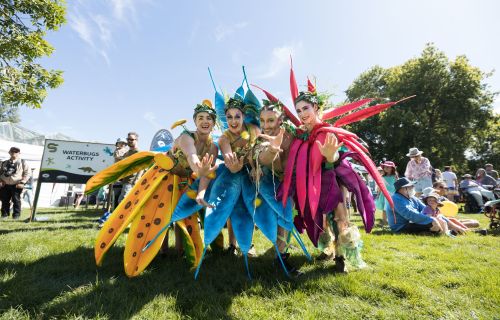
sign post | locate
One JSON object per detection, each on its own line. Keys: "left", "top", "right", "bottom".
{"left": 30, "top": 139, "right": 114, "bottom": 221}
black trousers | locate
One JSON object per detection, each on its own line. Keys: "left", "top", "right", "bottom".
{"left": 399, "top": 222, "right": 435, "bottom": 234}
{"left": 0, "top": 184, "right": 22, "bottom": 217}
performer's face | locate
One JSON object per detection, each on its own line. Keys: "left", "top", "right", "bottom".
{"left": 295, "top": 100, "right": 319, "bottom": 127}
{"left": 195, "top": 112, "right": 215, "bottom": 135}
{"left": 226, "top": 108, "right": 244, "bottom": 134}
{"left": 259, "top": 110, "right": 282, "bottom": 136}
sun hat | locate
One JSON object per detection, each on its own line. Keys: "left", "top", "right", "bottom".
{"left": 406, "top": 147, "right": 423, "bottom": 157}
{"left": 421, "top": 187, "right": 443, "bottom": 206}
{"left": 394, "top": 177, "right": 416, "bottom": 190}
{"left": 381, "top": 161, "right": 396, "bottom": 168}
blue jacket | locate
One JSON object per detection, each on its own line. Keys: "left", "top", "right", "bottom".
{"left": 385, "top": 192, "right": 433, "bottom": 232}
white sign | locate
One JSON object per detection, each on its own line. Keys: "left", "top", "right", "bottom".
{"left": 40, "top": 139, "right": 115, "bottom": 184}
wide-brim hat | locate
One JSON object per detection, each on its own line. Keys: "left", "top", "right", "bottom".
{"left": 406, "top": 147, "right": 423, "bottom": 157}
{"left": 421, "top": 187, "right": 443, "bottom": 206}
{"left": 394, "top": 177, "right": 416, "bottom": 190}
{"left": 381, "top": 161, "right": 396, "bottom": 168}
{"left": 462, "top": 174, "right": 473, "bottom": 178}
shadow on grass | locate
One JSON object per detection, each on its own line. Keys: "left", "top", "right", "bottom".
{"left": 0, "top": 224, "right": 96, "bottom": 236}
{"left": 0, "top": 245, "right": 340, "bottom": 319}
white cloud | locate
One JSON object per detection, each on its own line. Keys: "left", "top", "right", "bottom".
{"left": 214, "top": 21, "right": 248, "bottom": 42}
{"left": 143, "top": 112, "right": 161, "bottom": 130}
{"left": 256, "top": 42, "right": 303, "bottom": 79}
{"left": 69, "top": 1, "right": 151, "bottom": 64}
{"left": 93, "top": 15, "right": 112, "bottom": 47}
{"left": 70, "top": 14, "right": 95, "bottom": 48}
{"left": 188, "top": 20, "right": 200, "bottom": 45}
{"left": 109, "top": 0, "right": 135, "bottom": 21}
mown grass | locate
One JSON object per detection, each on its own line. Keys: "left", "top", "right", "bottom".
{"left": 0, "top": 207, "right": 499, "bottom": 319}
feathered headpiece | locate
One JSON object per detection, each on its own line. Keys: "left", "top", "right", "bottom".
{"left": 208, "top": 66, "right": 262, "bottom": 130}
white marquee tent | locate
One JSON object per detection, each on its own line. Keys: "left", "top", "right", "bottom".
{"left": 0, "top": 122, "right": 76, "bottom": 208}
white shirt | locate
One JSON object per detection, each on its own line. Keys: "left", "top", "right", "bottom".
{"left": 442, "top": 171, "right": 457, "bottom": 188}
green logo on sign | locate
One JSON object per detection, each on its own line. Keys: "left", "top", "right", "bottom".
{"left": 47, "top": 143, "right": 58, "bottom": 153}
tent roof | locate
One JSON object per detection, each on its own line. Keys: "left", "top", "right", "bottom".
{"left": 0, "top": 122, "right": 73, "bottom": 146}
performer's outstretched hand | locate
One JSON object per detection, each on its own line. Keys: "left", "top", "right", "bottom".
{"left": 224, "top": 152, "right": 244, "bottom": 173}
{"left": 316, "top": 133, "right": 343, "bottom": 163}
{"left": 258, "top": 128, "right": 284, "bottom": 154}
{"left": 196, "top": 153, "right": 218, "bottom": 177}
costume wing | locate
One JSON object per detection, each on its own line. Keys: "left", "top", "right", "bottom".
{"left": 85, "top": 151, "right": 155, "bottom": 194}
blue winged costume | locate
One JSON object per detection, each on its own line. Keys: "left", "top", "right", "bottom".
{"left": 146, "top": 67, "right": 308, "bottom": 279}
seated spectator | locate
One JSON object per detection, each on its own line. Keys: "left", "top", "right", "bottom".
{"left": 485, "top": 163, "right": 499, "bottom": 180}
{"left": 421, "top": 188, "right": 466, "bottom": 235}
{"left": 459, "top": 174, "right": 495, "bottom": 209}
{"left": 475, "top": 168, "right": 498, "bottom": 189}
{"left": 385, "top": 177, "right": 442, "bottom": 234}
{"left": 428, "top": 184, "right": 480, "bottom": 228}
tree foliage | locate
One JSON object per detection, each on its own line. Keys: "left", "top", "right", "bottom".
{"left": 0, "top": 0, "right": 66, "bottom": 121}
{"left": 345, "top": 44, "right": 498, "bottom": 174}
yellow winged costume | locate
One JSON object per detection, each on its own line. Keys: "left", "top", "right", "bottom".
{"left": 86, "top": 114, "right": 217, "bottom": 277}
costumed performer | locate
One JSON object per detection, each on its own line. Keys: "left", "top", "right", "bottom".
{"left": 85, "top": 100, "right": 218, "bottom": 277}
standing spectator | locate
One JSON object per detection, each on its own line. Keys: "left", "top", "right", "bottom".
{"left": 98, "top": 132, "right": 142, "bottom": 227}
{"left": 117, "top": 132, "right": 142, "bottom": 203}
{"left": 0, "top": 147, "right": 30, "bottom": 220}
{"left": 375, "top": 161, "right": 398, "bottom": 226}
{"left": 22, "top": 173, "right": 34, "bottom": 210}
{"left": 97, "top": 132, "right": 144, "bottom": 228}
{"left": 485, "top": 163, "right": 499, "bottom": 180}
{"left": 433, "top": 169, "right": 443, "bottom": 183}
{"left": 442, "top": 166, "right": 458, "bottom": 201}
{"left": 113, "top": 138, "right": 129, "bottom": 162}
{"left": 475, "top": 168, "right": 498, "bottom": 188}
{"left": 404, "top": 147, "right": 433, "bottom": 196}
{"left": 110, "top": 138, "right": 128, "bottom": 209}
{"left": 384, "top": 177, "right": 442, "bottom": 234}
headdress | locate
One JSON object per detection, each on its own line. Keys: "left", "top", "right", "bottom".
{"left": 261, "top": 99, "right": 284, "bottom": 114}
{"left": 208, "top": 66, "right": 262, "bottom": 129}
{"left": 193, "top": 99, "right": 217, "bottom": 121}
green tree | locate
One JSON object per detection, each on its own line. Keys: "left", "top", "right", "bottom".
{"left": 0, "top": 0, "right": 66, "bottom": 121}
{"left": 344, "top": 44, "right": 498, "bottom": 174}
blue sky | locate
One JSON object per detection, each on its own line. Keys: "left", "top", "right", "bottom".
{"left": 20, "top": 0, "right": 500, "bottom": 149}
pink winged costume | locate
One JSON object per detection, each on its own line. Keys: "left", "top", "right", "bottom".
{"left": 254, "top": 61, "right": 408, "bottom": 254}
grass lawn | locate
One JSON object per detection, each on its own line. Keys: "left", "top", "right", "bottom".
{"left": 0, "top": 207, "right": 499, "bottom": 319}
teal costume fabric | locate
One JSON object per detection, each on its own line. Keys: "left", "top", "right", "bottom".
{"left": 375, "top": 175, "right": 397, "bottom": 210}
